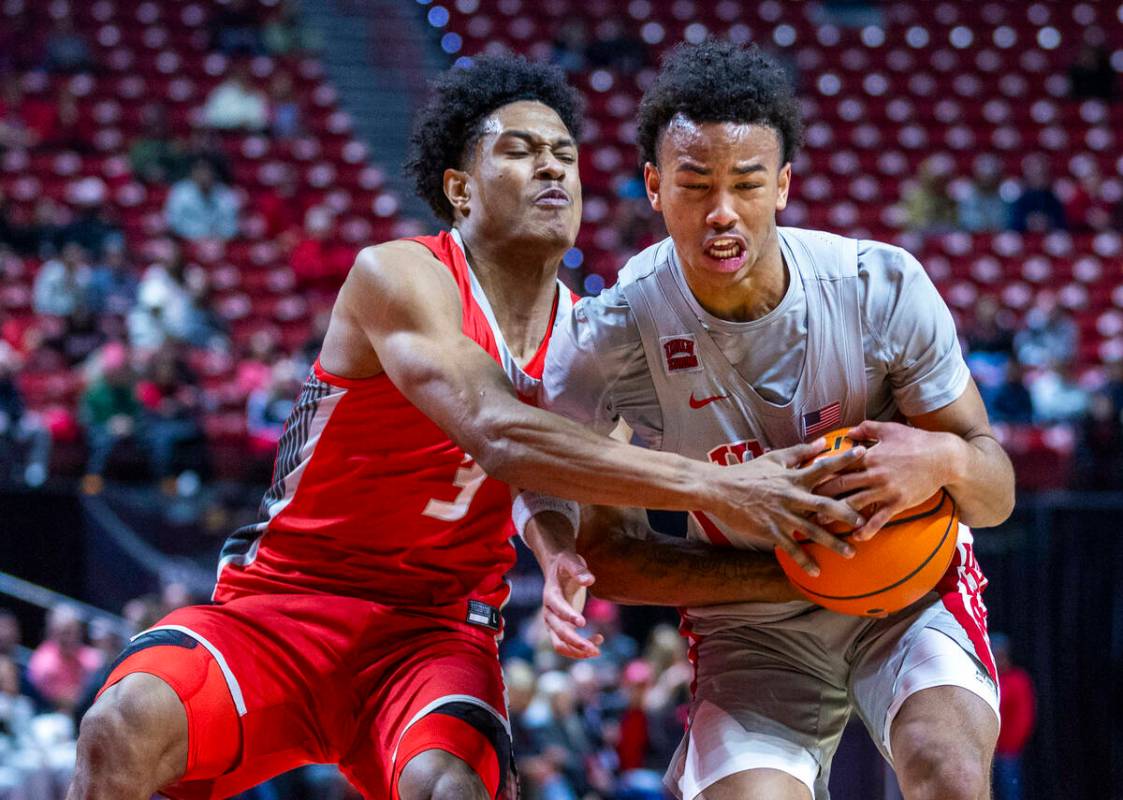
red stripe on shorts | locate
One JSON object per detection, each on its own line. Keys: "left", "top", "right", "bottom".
{"left": 937, "top": 540, "right": 997, "bottom": 683}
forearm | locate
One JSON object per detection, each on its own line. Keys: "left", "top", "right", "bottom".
{"left": 939, "top": 432, "right": 1016, "bottom": 528}
{"left": 575, "top": 507, "right": 799, "bottom": 606}
{"left": 472, "top": 398, "right": 717, "bottom": 511}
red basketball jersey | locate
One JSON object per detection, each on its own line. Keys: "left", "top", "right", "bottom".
{"left": 214, "top": 231, "right": 576, "bottom": 611}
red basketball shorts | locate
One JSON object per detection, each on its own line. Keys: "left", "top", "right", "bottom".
{"left": 97, "top": 594, "right": 512, "bottom": 799}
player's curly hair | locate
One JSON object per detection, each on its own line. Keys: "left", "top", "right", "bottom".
{"left": 636, "top": 39, "right": 803, "bottom": 169}
{"left": 405, "top": 54, "right": 585, "bottom": 223}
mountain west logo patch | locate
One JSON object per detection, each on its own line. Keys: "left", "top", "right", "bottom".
{"left": 660, "top": 335, "right": 702, "bottom": 374}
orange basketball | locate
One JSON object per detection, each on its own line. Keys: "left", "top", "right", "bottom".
{"left": 775, "top": 427, "right": 959, "bottom": 618}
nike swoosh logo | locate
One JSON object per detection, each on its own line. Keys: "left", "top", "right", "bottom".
{"left": 689, "top": 393, "right": 729, "bottom": 409}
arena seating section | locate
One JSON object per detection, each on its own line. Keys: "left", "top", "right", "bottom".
{"left": 5, "top": 0, "right": 1123, "bottom": 486}
{"left": 2, "top": 0, "right": 408, "bottom": 477}
{"left": 442, "top": 0, "right": 1123, "bottom": 488}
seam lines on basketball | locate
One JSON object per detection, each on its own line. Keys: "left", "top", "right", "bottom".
{"left": 790, "top": 491, "right": 958, "bottom": 601}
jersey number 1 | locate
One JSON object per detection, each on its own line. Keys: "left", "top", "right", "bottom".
{"left": 422, "top": 454, "right": 487, "bottom": 521}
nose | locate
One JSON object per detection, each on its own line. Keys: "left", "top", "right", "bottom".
{"left": 706, "top": 191, "right": 737, "bottom": 230}
{"left": 535, "top": 150, "right": 566, "bottom": 182}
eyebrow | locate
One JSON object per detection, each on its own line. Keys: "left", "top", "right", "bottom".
{"left": 497, "top": 130, "right": 577, "bottom": 149}
{"left": 675, "top": 161, "right": 768, "bottom": 176}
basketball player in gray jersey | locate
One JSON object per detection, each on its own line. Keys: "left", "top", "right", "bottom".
{"left": 526, "top": 41, "right": 1015, "bottom": 800}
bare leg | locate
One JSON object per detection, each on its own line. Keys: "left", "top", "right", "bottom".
{"left": 397, "top": 749, "right": 489, "bottom": 800}
{"left": 66, "top": 674, "right": 188, "bottom": 800}
{"left": 891, "top": 685, "right": 998, "bottom": 800}
{"left": 699, "top": 768, "right": 811, "bottom": 800}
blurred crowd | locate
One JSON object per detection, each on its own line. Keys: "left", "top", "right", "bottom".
{"left": 0, "top": 589, "right": 690, "bottom": 800}
{"left": 0, "top": 0, "right": 349, "bottom": 493}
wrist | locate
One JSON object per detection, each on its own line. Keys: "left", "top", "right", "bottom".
{"left": 935, "top": 431, "right": 970, "bottom": 487}
{"left": 691, "top": 461, "right": 729, "bottom": 515}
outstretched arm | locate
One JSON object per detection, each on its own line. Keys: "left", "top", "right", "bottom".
{"left": 524, "top": 503, "right": 800, "bottom": 658}
{"left": 337, "top": 242, "right": 866, "bottom": 550}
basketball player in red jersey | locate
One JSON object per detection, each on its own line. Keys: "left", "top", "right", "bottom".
{"left": 67, "top": 56, "right": 866, "bottom": 800}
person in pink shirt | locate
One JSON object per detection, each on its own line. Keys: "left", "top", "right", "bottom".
{"left": 27, "top": 604, "right": 103, "bottom": 712}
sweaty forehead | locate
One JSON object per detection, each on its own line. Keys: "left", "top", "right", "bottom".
{"left": 658, "top": 115, "right": 781, "bottom": 166}
{"left": 478, "top": 100, "right": 572, "bottom": 143}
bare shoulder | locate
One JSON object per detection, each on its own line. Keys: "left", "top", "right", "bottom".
{"left": 347, "top": 240, "right": 451, "bottom": 294}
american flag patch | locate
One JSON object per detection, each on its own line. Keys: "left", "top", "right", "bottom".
{"left": 803, "top": 401, "right": 842, "bottom": 438}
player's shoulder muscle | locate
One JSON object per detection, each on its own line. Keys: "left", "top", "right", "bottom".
{"left": 341, "top": 240, "right": 460, "bottom": 331}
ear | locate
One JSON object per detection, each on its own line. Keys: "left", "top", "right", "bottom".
{"left": 775, "top": 162, "right": 792, "bottom": 212}
{"left": 444, "top": 168, "right": 471, "bottom": 218}
{"left": 643, "top": 162, "right": 662, "bottom": 213}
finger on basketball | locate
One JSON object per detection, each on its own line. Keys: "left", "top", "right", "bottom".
{"left": 774, "top": 531, "right": 820, "bottom": 576}
{"left": 777, "top": 438, "right": 826, "bottom": 467}
{"left": 853, "top": 506, "right": 895, "bottom": 541}
{"left": 790, "top": 514, "right": 856, "bottom": 558}
{"left": 796, "top": 494, "right": 865, "bottom": 529}
{"left": 799, "top": 446, "right": 865, "bottom": 484}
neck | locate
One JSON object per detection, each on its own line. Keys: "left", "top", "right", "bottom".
{"left": 679, "top": 240, "right": 788, "bottom": 322}
{"left": 457, "top": 227, "right": 562, "bottom": 363}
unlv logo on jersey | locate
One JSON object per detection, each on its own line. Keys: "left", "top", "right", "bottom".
{"left": 707, "top": 439, "right": 764, "bottom": 466}
{"left": 660, "top": 335, "right": 701, "bottom": 374}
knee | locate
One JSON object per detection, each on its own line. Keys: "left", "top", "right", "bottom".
{"left": 895, "top": 724, "right": 989, "bottom": 800}
{"left": 398, "top": 750, "right": 488, "bottom": 800}
{"left": 73, "top": 677, "right": 186, "bottom": 796}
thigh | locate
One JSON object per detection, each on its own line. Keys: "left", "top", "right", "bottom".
{"left": 700, "top": 768, "right": 811, "bottom": 800}
{"left": 341, "top": 617, "right": 511, "bottom": 800}
{"left": 105, "top": 597, "right": 363, "bottom": 799}
{"left": 667, "top": 631, "right": 850, "bottom": 800}
{"left": 850, "top": 605, "right": 999, "bottom": 766}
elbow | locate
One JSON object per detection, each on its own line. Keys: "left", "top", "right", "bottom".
{"left": 464, "top": 409, "right": 522, "bottom": 481}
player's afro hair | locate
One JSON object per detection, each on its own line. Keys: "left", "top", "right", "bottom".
{"left": 405, "top": 54, "right": 585, "bottom": 223}
{"left": 636, "top": 39, "right": 803, "bottom": 169}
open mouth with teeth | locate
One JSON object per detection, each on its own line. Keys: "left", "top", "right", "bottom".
{"left": 702, "top": 238, "right": 748, "bottom": 272}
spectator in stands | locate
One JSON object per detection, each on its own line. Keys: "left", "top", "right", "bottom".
{"left": 1063, "top": 161, "right": 1114, "bottom": 233}
{"left": 43, "top": 303, "right": 106, "bottom": 367}
{"left": 0, "top": 609, "right": 46, "bottom": 708}
{"left": 0, "top": 652, "right": 52, "bottom": 800}
{"left": 164, "top": 159, "right": 240, "bottom": 241}
{"left": 957, "top": 154, "right": 1010, "bottom": 232}
{"left": 10, "top": 197, "right": 67, "bottom": 258}
{"left": 181, "top": 127, "right": 234, "bottom": 183}
{"left": 72, "top": 618, "right": 127, "bottom": 724}
{"left": 246, "top": 358, "right": 299, "bottom": 457}
{"left": 1010, "top": 154, "right": 1067, "bottom": 233}
{"left": 0, "top": 343, "right": 51, "bottom": 487}
{"left": 1029, "top": 361, "right": 1088, "bottom": 424}
{"left": 27, "top": 604, "right": 102, "bottom": 713}
{"left": 44, "top": 86, "right": 91, "bottom": 153}
{"left": 550, "top": 20, "right": 589, "bottom": 73}
{"left": 1074, "top": 391, "right": 1123, "bottom": 490}
{"left": 60, "top": 177, "right": 121, "bottom": 256}
{"left": 128, "top": 103, "right": 187, "bottom": 184}
{"left": 0, "top": 76, "right": 37, "bottom": 150}
{"left": 41, "top": 15, "right": 95, "bottom": 73}
{"left": 85, "top": 240, "right": 138, "bottom": 317}
{"left": 290, "top": 205, "right": 353, "bottom": 288}
{"left": 268, "top": 71, "right": 302, "bottom": 139}
{"left": 212, "top": 0, "right": 264, "bottom": 56}
{"left": 525, "top": 670, "right": 595, "bottom": 799}
{"left": 991, "top": 633, "right": 1035, "bottom": 800}
{"left": 902, "top": 156, "right": 956, "bottom": 234}
{"left": 966, "top": 295, "right": 1016, "bottom": 358}
{"left": 128, "top": 240, "right": 197, "bottom": 352}
{"left": 1103, "top": 361, "right": 1123, "bottom": 414}
{"left": 263, "top": 1, "right": 308, "bottom": 55}
{"left": 1015, "top": 292, "right": 1079, "bottom": 368}
{"left": 32, "top": 242, "right": 91, "bottom": 317}
{"left": 1068, "top": 43, "right": 1117, "bottom": 102}
{"left": 987, "top": 360, "right": 1035, "bottom": 425}
{"left": 80, "top": 342, "right": 141, "bottom": 489}
{"left": 202, "top": 64, "right": 268, "bottom": 131}
{"left": 136, "top": 346, "right": 207, "bottom": 486}
{"left": 585, "top": 17, "right": 648, "bottom": 74}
